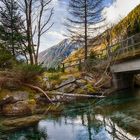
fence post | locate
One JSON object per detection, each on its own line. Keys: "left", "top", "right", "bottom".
{"left": 78, "top": 59, "right": 82, "bottom": 71}
{"left": 61, "top": 63, "right": 65, "bottom": 73}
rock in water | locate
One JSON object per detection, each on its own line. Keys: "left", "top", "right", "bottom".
{"left": 2, "top": 115, "right": 44, "bottom": 130}
{"left": 2, "top": 101, "right": 31, "bottom": 116}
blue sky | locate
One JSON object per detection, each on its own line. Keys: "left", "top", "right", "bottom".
{"left": 39, "top": 0, "right": 140, "bottom": 52}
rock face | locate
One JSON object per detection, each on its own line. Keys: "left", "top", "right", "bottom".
{"left": 39, "top": 39, "right": 82, "bottom": 68}
{"left": 2, "top": 101, "right": 31, "bottom": 116}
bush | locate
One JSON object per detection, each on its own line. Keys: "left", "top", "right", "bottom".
{"left": 0, "top": 45, "right": 14, "bottom": 69}
{"left": 89, "top": 51, "right": 97, "bottom": 59}
{"left": 13, "top": 64, "right": 44, "bottom": 83}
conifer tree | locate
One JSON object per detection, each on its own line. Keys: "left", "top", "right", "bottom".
{"left": 0, "top": 0, "right": 25, "bottom": 57}
{"left": 66, "top": 0, "right": 104, "bottom": 60}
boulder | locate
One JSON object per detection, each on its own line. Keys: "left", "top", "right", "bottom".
{"left": 0, "top": 96, "right": 15, "bottom": 106}
{"left": 2, "top": 101, "right": 31, "bottom": 116}
{"left": 0, "top": 90, "right": 29, "bottom": 103}
{"left": 57, "top": 76, "right": 77, "bottom": 93}
{"left": 11, "top": 91, "right": 29, "bottom": 101}
{"left": 2, "top": 115, "right": 44, "bottom": 130}
{"left": 76, "top": 79, "right": 87, "bottom": 87}
{"left": 43, "top": 77, "right": 52, "bottom": 90}
{"left": 58, "top": 83, "right": 77, "bottom": 93}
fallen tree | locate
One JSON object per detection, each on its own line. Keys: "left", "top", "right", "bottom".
{"left": 23, "top": 83, "right": 53, "bottom": 103}
{"left": 48, "top": 91, "right": 106, "bottom": 98}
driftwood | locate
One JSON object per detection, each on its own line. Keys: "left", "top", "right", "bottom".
{"left": 23, "top": 83, "right": 53, "bottom": 103}
{"left": 48, "top": 91, "right": 105, "bottom": 98}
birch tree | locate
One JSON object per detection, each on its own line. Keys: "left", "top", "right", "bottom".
{"left": 18, "top": 0, "right": 53, "bottom": 64}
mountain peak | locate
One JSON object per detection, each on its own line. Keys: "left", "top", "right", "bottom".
{"left": 39, "top": 39, "right": 82, "bottom": 68}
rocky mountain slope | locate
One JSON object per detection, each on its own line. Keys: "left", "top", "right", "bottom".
{"left": 39, "top": 39, "right": 82, "bottom": 68}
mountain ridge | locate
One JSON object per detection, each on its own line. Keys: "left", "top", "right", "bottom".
{"left": 39, "top": 39, "right": 82, "bottom": 68}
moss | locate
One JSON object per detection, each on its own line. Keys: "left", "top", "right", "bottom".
{"left": 76, "top": 88, "right": 85, "bottom": 94}
{"left": 0, "top": 89, "right": 12, "bottom": 100}
{"left": 27, "top": 99, "right": 36, "bottom": 113}
{"left": 19, "top": 86, "right": 36, "bottom": 99}
{"left": 28, "top": 99, "right": 36, "bottom": 105}
{"left": 86, "top": 84, "right": 96, "bottom": 93}
{"left": 48, "top": 73, "right": 60, "bottom": 81}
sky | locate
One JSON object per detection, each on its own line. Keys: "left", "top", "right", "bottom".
{"left": 39, "top": 0, "right": 140, "bottom": 52}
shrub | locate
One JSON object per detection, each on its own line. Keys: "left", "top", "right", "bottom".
{"left": 13, "top": 64, "right": 44, "bottom": 83}
{"left": 89, "top": 51, "right": 97, "bottom": 59}
{"left": 0, "top": 45, "right": 14, "bottom": 69}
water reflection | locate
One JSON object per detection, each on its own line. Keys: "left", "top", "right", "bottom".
{"left": 0, "top": 127, "right": 46, "bottom": 140}
{"left": 0, "top": 88, "right": 140, "bottom": 140}
{"left": 37, "top": 89, "right": 140, "bottom": 140}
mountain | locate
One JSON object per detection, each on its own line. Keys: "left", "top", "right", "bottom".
{"left": 39, "top": 39, "right": 82, "bottom": 68}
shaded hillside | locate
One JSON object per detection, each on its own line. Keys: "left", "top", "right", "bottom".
{"left": 39, "top": 39, "right": 82, "bottom": 68}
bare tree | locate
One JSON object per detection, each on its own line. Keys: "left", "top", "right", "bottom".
{"left": 65, "top": 0, "right": 105, "bottom": 60}
{"left": 35, "top": 0, "right": 54, "bottom": 64}
{"left": 18, "top": 0, "right": 54, "bottom": 64}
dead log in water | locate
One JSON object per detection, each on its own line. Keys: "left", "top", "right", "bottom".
{"left": 48, "top": 91, "right": 106, "bottom": 98}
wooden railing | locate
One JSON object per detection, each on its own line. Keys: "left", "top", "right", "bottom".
{"left": 61, "top": 33, "right": 140, "bottom": 72}
{"left": 109, "top": 33, "right": 140, "bottom": 58}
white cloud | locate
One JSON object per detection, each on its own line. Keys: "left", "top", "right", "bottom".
{"left": 52, "top": 0, "right": 58, "bottom": 6}
{"left": 39, "top": 0, "right": 140, "bottom": 52}
{"left": 47, "top": 31, "right": 66, "bottom": 40}
{"left": 103, "top": 0, "right": 140, "bottom": 24}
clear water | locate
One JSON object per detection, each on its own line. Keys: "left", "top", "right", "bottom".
{"left": 0, "top": 88, "right": 140, "bottom": 140}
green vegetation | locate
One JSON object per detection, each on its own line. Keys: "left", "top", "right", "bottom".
{"left": 89, "top": 51, "right": 97, "bottom": 59}
{"left": 13, "top": 64, "right": 44, "bottom": 83}
{"left": 86, "top": 84, "right": 96, "bottom": 94}
{"left": 113, "top": 4, "right": 140, "bottom": 37}
{"left": 0, "top": 45, "right": 14, "bottom": 69}
{"left": 48, "top": 73, "right": 60, "bottom": 81}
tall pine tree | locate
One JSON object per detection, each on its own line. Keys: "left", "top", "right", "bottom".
{"left": 66, "top": 0, "right": 104, "bottom": 60}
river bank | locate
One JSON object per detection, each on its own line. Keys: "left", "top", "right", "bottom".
{"left": 0, "top": 88, "right": 140, "bottom": 140}
{"left": 0, "top": 70, "right": 140, "bottom": 133}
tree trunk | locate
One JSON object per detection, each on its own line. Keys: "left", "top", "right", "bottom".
{"left": 25, "top": 0, "right": 34, "bottom": 65}
{"left": 84, "top": 0, "right": 88, "bottom": 60}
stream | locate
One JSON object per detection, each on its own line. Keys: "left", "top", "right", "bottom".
{"left": 0, "top": 88, "right": 140, "bottom": 140}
